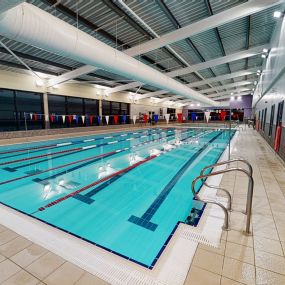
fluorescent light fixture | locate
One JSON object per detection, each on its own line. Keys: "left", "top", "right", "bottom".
{"left": 254, "top": 81, "right": 257, "bottom": 85}
{"left": 35, "top": 80, "right": 44, "bottom": 87}
{"left": 237, "top": 96, "right": 242, "bottom": 101}
{"left": 252, "top": 88, "right": 255, "bottom": 91}
{"left": 262, "top": 48, "right": 268, "bottom": 53}
{"left": 230, "top": 96, "right": 234, "bottom": 101}
{"left": 196, "top": 103, "right": 200, "bottom": 106}
{"left": 230, "top": 92, "right": 234, "bottom": 95}
{"left": 190, "top": 103, "right": 194, "bottom": 107}
{"left": 257, "top": 70, "right": 261, "bottom": 73}
{"left": 261, "top": 54, "right": 266, "bottom": 58}
{"left": 274, "top": 11, "right": 282, "bottom": 18}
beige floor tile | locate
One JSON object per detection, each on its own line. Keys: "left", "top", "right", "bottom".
{"left": 198, "top": 239, "right": 226, "bottom": 255}
{"left": 254, "top": 236, "right": 283, "bottom": 256}
{"left": 0, "top": 253, "right": 6, "bottom": 262}
{"left": 0, "top": 236, "right": 32, "bottom": 258}
{"left": 43, "top": 262, "right": 84, "bottom": 285}
{"left": 222, "top": 257, "right": 255, "bottom": 285}
{"left": 227, "top": 230, "right": 253, "bottom": 247}
{"left": 0, "top": 230, "right": 18, "bottom": 246}
{"left": 0, "top": 224, "right": 7, "bottom": 233}
{"left": 0, "top": 259, "right": 21, "bottom": 283}
{"left": 192, "top": 248, "right": 223, "bottom": 275}
{"left": 26, "top": 252, "right": 65, "bottom": 280}
{"left": 225, "top": 242, "right": 254, "bottom": 264}
{"left": 221, "top": 277, "right": 244, "bottom": 285}
{"left": 1, "top": 270, "right": 40, "bottom": 285}
{"left": 184, "top": 265, "right": 221, "bottom": 285}
{"left": 256, "top": 267, "right": 285, "bottom": 285}
{"left": 11, "top": 243, "right": 48, "bottom": 268}
{"left": 255, "top": 249, "right": 285, "bottom": 275}
{"left": 75, "top": 272, "right": 110, "bottom": 285}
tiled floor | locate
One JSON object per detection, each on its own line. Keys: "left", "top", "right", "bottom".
{"left": 0, "top": 127, "right": 285, "bottom": 284}
{"left": 184, "top": 127, "right": 285, "bottom": 285}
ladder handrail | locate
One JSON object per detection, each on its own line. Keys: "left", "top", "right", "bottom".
{"left": 200, "top": 158, "right": 253, "bottom": 177}
{"left": 192, "top": 166, "right": 254, "bottom": 234}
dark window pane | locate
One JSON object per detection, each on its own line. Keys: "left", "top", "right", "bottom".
{"left": 0, "top": 89, "right": 17, "bottom": 131}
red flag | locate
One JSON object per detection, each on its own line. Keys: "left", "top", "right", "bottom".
{"left": 221, "top": 111, "right": 227, "bottom": 121}
{"left": 68, "top": 115, "right": 73, "bottom": 124}
{"left": 50, "top": 115, "right": 55, "bottom": 122}
{"left": 34, "top": 114, "right": 38, "bottom": 121}
{"left": 143, "top": 114, "right": 148, "bottom": 123}
{"left": 90, "top": 115, "right": 93, "bottom": 125}
{"left": 177, "top": 113, "right": 183, "bottom": 123}
{"left": 114, "top": 115, "right": 119, "bottom": 124}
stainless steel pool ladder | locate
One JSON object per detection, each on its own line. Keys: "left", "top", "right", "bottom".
{"left": 191, "top": 158, "right": 254, "bottom": 234}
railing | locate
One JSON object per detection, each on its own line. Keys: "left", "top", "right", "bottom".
{"left": 191, "top": 158, "right": 254, "bottom": 234}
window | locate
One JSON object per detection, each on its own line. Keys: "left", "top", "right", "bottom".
{"left": 269, "top": 104, "right": 275, "bottom": 136}
{"left": 263, "top": 108, "right": 267, "bottom": 131}
{"left": 0, "top": 89, "right": 17, "bottom": 131}
{"left": 48, "top": 95, "right": 67, "bottom": 128}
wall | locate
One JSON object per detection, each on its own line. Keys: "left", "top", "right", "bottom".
{"left": 253, "top": 7, "right": 285, "bottom": 161}
{"left": 229, "top": 95, "right": 253, "bottom": 119}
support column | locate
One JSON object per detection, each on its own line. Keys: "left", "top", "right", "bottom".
{"left": 99, "top": 98, "right": 103, "bottom": 118}
{"left": 43, "top": 92, "right": 50, "bottom": 129}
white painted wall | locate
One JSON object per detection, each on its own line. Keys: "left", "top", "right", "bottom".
{"left": 253, "top": 8, "right": 285, "bottom": 125}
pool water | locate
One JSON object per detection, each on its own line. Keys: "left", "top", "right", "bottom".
{"left": 0, "top": 127, "right": 234, "bottom": 268}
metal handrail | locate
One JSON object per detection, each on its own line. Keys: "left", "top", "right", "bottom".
{"left": 200, "top": 158, "right": 253, "bottom": 177}
{"left": 192, "top": 166, "right": 254, "bottom": 234}
{"left": 200, "top": 158, "right": 253, "bottom": 216}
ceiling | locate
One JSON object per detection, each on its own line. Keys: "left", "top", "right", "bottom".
{"left": 0, "top": 0, "right": 282, "bottom": 103}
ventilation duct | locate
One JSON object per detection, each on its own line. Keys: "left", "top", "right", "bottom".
{"left": 0, "top": 3, "right": 218, "bottom": 106}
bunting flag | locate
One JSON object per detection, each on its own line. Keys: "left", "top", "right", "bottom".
{"left": 62, "top": 115, "right": 66, "bottom": 124}
{"left": 177, "top": 113, "right": 183, "bottom": 123}
{"left": 205, "top": 111, "right": 211, "bottom": 123}
{"left": 38, "top": 114, "right": 42, "bottom": 120}
{"left": 153, "top": 114, "right": 159, "bottom": 123}
{"left": 82, "top": 115, "right": 85, "bottom": 124}
{"left": 165, "top": 114, "right": 170, "bottom": 124}
{"left": 143, "top": 114, "right": 148, "bottom": 123}
{"left": 90, "top": 115, "right": 93, "bottom": 125}
{"left": 97, "top": 116, "right": 101, "bottom": 125}
{"left": 132, "top": 115, "right": 137, "bottom": 125}
{"left": 75, "top": 115, "right": 79, "bottom": 124}
{"left": 55, "top": 115, "right": 59, "bottom": 122}
{"left": 221, "top": 111, "right": 227, "bottom": 121}
{"left": 30, "top": 113, "right": 33, "bottom": 120}
{"left": 73, "top": 115, "right": 76, "bottom": 120}
{"left": 45, "top": 115, "right": 49, "bottom": 122}
{"left": 191, "top": 112, "right": 196, "bottom": 122}
{"left": 114, "top": 115, "right": 118, "bottom": 124}
{"left": 122, "top": 115, "right": 127, "bottom": 124}
{"left": 105, "top": 115, "right": 109, "bottom": 125}
{"left": 68, "top": 115, "right": 73, "bottom": 124}
{"left": 34, "top": 113, "right": 38, "bottom": 121}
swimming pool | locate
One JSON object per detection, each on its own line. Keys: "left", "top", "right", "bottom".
{"left": 0, "top": 127, "right": 234, "bottom": 268}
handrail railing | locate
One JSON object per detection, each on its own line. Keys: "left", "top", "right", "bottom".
{"left": 192, "top": 165, "right": 254, "bottom": 234}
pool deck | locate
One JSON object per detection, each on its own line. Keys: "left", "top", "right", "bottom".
{"left": 0, "top": 126, "right": 285, "bottom": 284}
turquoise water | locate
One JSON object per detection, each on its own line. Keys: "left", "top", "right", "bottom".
{"left": 0, "top": 127, "right": 234, "bottom": 268}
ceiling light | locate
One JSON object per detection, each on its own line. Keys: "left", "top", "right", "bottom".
{"left": 237, "top": 96, "right": 242, "bottom": 101}
{"left": 254, "top": 81, "right": 257, "bottom": 85}
{"left": 257, "top": 70, "right": 261, "bottom": 73}
{"left": 261, "top": 54, "right": 266, "bottom": 58}
{"left": 35, "top": 80, "right": 44, "bottom": 87}
{"left": 274, "top": 11, "right": 282, "bottom": 18}
{"left": 252, "top": 88, "right": 255, "bottom": 91}
{"left": 230, "top": 96, "right": 234, "bottom": 101}
{"left": 262, "top": 48, "right": 268, "bottom": 53}
{"left": 230, "top": 92, "right": 234, "bottom": 95}
{"left": 190, "top": 103, "right": 194, "bottom": 107}
{"left": 197, "top": 103, "right": 200, "bottom": 106}
{"left": 251, "top": 92, "right": 254, "bottom": 95}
